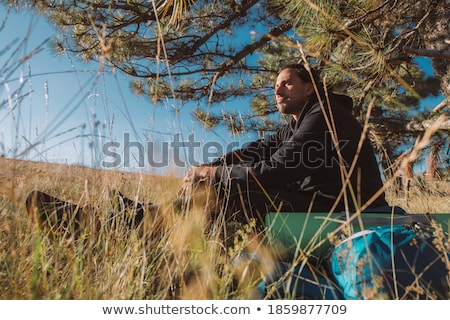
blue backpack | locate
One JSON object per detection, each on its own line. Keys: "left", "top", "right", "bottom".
{"left": 256, "top": 211, "right": 449, "bottom": 299}
{"left": 328, "top": 223, "right": 449, "bottom": 299}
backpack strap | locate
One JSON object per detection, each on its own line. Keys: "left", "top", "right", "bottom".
{"left": 359, "top": 205, "right": 407, "bottom": 214}
{"left": 340, "top": 206, "right": 436, "bottom": 228}
{"left": 341, "top": 213, "right": 436, "bottom": 227}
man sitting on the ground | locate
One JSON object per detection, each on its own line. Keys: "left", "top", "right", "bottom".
{"left": 180, "top": 63, "right": 388, "bottom": 229}
{"left": 26, "top": 63, "right": 388, "bottom": 233}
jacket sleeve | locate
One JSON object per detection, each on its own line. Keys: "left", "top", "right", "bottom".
{"left": 208, "top": 127, "right": 286, "bottom": 166}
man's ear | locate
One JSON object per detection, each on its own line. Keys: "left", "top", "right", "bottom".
{"left": 305, "top": 82, "right": 315, "bottom": 97}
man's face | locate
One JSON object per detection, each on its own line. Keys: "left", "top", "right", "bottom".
{"left": 275, "top": 68, "right": 314, "bottom": 120}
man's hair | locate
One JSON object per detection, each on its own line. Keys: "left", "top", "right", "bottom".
{"left": 279, "top": 63, "right": 321, "bottom": 85}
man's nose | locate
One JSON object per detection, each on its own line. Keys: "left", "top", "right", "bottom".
{"left": 275, "top": 85, "right": 283, "bottom": 95}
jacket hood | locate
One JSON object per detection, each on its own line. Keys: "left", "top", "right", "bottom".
{"left": 309, "top": 91, "right": 353, "bottom": 112}
{"left": 330, "top": 93, "right": 353, "bottom": 112}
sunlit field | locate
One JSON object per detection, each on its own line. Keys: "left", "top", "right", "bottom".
{"left": 0, "top": 157, "right": 264, "bottom": 299}
{"left": 0, "top": 156, "right": 449, "bottom": 299}
{"left": 1, "top": 4, "right": 449, "bottom": 301}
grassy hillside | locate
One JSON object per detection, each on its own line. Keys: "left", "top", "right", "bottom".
{"left": 0, "top": 157, "right": 258, "bottom": 299}
{"left": 0, "top": 157, "right": 181, "bottom": 207}
{"left": 0, "top": 156, "right": 449, "bottom": 299}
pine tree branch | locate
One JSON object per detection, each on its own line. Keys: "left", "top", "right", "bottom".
{"left": 407, "top": 118, "right": 450, "bottom": 131}
{"left": 403, "top": 46, "right": 450, "bottom": 60}
{"left": 212, "top": 21, "right": 293, "bottom": 78}
{"left": 432, "top": 100, "right": 448, "bottom": 113}
{"left": 371, "top": 116, "right": 450, "bottom": 133}
{"left": 171, "top": 0, "right": 261, "bottom": 63}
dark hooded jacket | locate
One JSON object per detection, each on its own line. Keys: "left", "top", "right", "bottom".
{"left": 211, "top": 93, "right": 388, "bottom": 210}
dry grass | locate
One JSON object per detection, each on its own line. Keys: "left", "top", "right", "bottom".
{"left": 0, "top": 157, "right": 262, "bottom": 299}
{"left": 2, "top": 3, "right": 448, "bottom": 301}
{"left": 386, "top": 179, "right": 450, "bottom": 214}
{"left": 0, "top": 156, "right": 449, "bottom": 299}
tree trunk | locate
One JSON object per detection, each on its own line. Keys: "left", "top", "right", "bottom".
{"left": 422, "top": 2, "right": 450, "bottom": 99}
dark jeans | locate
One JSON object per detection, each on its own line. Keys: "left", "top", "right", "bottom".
{"left": 215, "top": 179, "right": 338, "bottom": 229}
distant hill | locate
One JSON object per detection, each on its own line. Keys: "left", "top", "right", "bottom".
{"left": 1, "top": 156, "right": 449, "bottom": 215}
{"left": 0, "top": 156, "right": 181, "bottom": 210}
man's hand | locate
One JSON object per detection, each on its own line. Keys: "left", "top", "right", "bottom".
{"left": 179, "top": 165, "right": 217, "bottom": 197}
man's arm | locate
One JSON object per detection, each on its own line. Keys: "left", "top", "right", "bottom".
{"left": 208, "top": 129, "right": 287, "bottom": 167}
{"left": 213, "top": 106, "right": 330, "bottom": 188}
{"left": 179, "top": 128, "right": 285, "bottom": 196}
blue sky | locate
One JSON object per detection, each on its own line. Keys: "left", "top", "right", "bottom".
{"left": 0, "top": 8, "right": 258, "bottom": 176}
